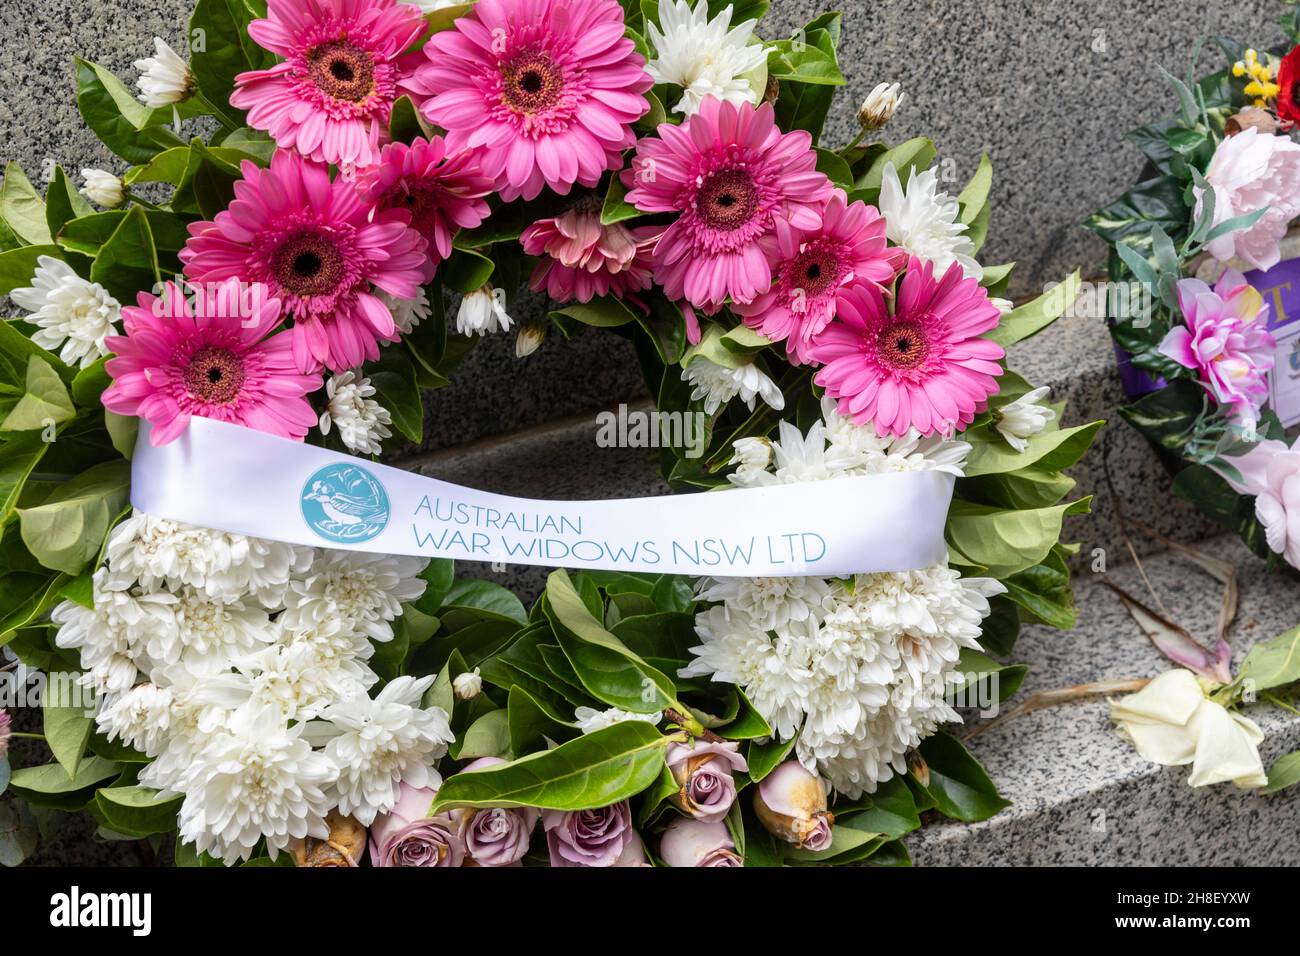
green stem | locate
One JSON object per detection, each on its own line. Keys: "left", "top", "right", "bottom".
{"left": 840, "top": 130, "right": 867, "bottom": 154}
{"left": 9, "top": 732, "right": 46, "bottom": 741}
{"left": 193, "top": 91, "right": 241, "bottom": 133}
{"left": 1264, "top": 691, "right": 1300, "bottom": 717}
{"left": 124, "top": 191, "right": 162, "bottom": 212}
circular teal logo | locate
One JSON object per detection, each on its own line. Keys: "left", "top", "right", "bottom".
{"left": 301, "top": 463, "right": 390, "bottom": 544}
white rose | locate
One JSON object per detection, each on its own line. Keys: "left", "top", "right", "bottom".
{"left": 1110, "top": 669, "right": 1267, "bottom": 788}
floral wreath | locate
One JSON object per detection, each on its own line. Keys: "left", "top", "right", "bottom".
{"left": 1087, "top": 10, "right": 1300, "bottom": 572}
{"left": 0, "top": 0, "right": 1095, "bottom": 867}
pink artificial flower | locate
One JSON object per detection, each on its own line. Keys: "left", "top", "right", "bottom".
{"left": 521, "top": 198, "right": 657, "bottom": 306}
{"left": 180, "top": 150, "right": 428, "bottom": 373}
{"left": 412, "top": 0, "right": 652, "bottom": 201}
{"left": 1196, "top": 127, "right": 1300, "bottom": 270}
{"left": 231, "top": 0, "right": 428, "bottom": 168}
{"left": 734, "top": 192, "right": 904, "bottom": 362}
{"left": 1158, "top": 269, "right": 1274, "bottom": 431}
{"left": 102, "top": 280, "right": 321, "bottom": 446}
{"left": 624, "top": 97, "right": 833, "bottom": 314}
{"left": 1213, "top": 435, "right": 1300, "bottom": 569}
{"left": 808, "top": 256, "right": 1004, "bottom": 437}
{"left": 357, "top": 136, "right": 494, "bottom": 266}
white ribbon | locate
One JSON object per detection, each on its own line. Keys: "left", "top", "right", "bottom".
{"left": 129, "top": 417, "right": 954, "bottom": 578}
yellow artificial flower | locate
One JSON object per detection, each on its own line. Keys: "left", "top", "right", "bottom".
{"left": 1234, "top": 48, "right": 1280, "bottom": 107}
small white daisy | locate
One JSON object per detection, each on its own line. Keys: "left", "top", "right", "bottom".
{"left": 319, "top": 371, "right": 394, "bottom": 455}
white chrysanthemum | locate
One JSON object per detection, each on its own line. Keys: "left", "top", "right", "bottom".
{"left": 573, "top": 706, "right": 663, "bottom": 735}
{"left": 10, "top": 256, "right": 120, "bottom": 368}
{"left": 697, "top": 575, "right": 833, "bottom": 631}
{"left": 79, "top": 168, "right": 124, "bottom": 208}
{"left": 133, "top": 37, "right": 194, "bottom": 108}
{"left": 456, "top": 286, "right": 513, "bottom": 336}
{"left": 281, "top": 551, "right": 427, "bottom": 643}
{"left": 225, "top": 642, "right": 375, "bottom": 721}
{"left": 137, "top": 667, "right": 238, "bottom": 789}
{"left": 994, "top": 385, "right": 1055, "bottom": 452}
{"left": 877, "top": 163, "right": 982, "bottom": 281}
{"left": 96, "top": 683, "right": 173, "bottom": 756}
{"left": 378, "top": 287, "right": 431, "bottom": 335}
{"left": 646, "top": 0, "right": 770, "bottom": 116}
{"left": 728, "top": 436, "right": 773, "bottom": 485}
{"left": 51, "top": 572, "right": 175, "bottom": 695}
{"left": 172, "top": 702, "right": 336, "bottom": 865}
{"left": 147, "top": 589, "right": 276, "bottom": 676}
{"left": 305, "top": 677, "right": 453, "bottom": 825}
{"left": 730, "top": 420, "right": 844, "bottom": 488}
{"left": 319, "top": 371, "right": 394, "bottom": 455}
{"left": 683, "top": 358, "right": 785, "bottom": 416}
{"left": 680, "top": 606, "right": 816, "bottom": 740}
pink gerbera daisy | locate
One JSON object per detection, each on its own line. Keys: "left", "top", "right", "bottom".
{"left": 180, "top": 150, "right": 428, "bottom": 373}
{"left": 624, "top": 97, "right": 833, "bottom": 314}
{"left": 807, "top": 256, "right": 1005, "bottom": 437}
{"left": 734, "top": 193, "right": 904, "bottom": 363}
{"left": 357, "top": 136, "right": 494, "bottom": 265}
{"left": 411, "top": 0, "right": 653, "bottom": 202}
{"left": 521, "top": 197, "right": 657, "bottom": 306}
{"left": 102, "top": 280, "right": 322, "bottom": 446}
{"left": 231, "top": 0, "right": 428, "bottom": 168}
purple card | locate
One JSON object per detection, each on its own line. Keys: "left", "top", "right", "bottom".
{"left": 1244, "top": 256, "right": 1300, "bottom": 427}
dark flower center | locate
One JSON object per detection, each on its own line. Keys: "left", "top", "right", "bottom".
{"left": 272, "top": 232, "right": 346, "bottom": 298}
{"left": 789, "top": 246, "right": 840, "bottom": 300}
{"left": 501, "top": 53, "right": 563, "bottom": 114}
{"left": 183, "top": 346, "right": 245, "bottom": 405}
{"left": 877, "top": 319, "right": 929, "bottom": 369}
{"left": 697, "top": 169, "right": 760, "bottom": 231}
{"left": 307, "top": 40, "right": 376, "bottom": 103}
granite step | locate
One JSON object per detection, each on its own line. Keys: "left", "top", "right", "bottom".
{"left": 909, "top": 533, "right": 1300, "bottom": 865}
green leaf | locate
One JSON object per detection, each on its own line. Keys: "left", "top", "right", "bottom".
{"left": 75, "top": 57, "right": 182, "bottom": 164}
{"left": 457, "top": 708, "right": 512, "bottom": 760}
{"left": 8, "top": 756, "right": 121, "bottom": 807}
{"left": 963, "top": 420, "right": 1103, "bottom": 477}
{"left": 1239, "top": 626, "right": 1300, "bottom": 693}
{"left": 855, "top": 137, "right": 937, "bottom": 193}
{"left": 88, "top": 205, "right": 162, "bottom": 303}
{"left": 427, "top": 720, "right": 669, "bottom": 813}
{"left": 844, "top": 776, "right": 921, "bottom": 840}
{"left": 443, "top": 247, "right": 495, "bottom": 294}
{"left": 43, "top": 674, "right": 94, "bottom": 779}
{"left": 1118, "top": 379, "right": 1203, "bottom": 455}
{"left": 745, "top": 736, "right": 795, "bottom": 784}
{"left": 0, "top": 163, "right": 53, "bottom": 246}
{"left": 44, "top": 167, "right": 95, "bottom": 238}
{"left": 600, "top": 174, "right": 641, "bottom": 226}
{"left": 507, "top": 683, "right": 578, "bottom": 755}
{"left": 957, "top": 153, "right": 993, "bottom": 226}
{"left": 946, "top": 497, "right": 1091, "bottom": 578}
{"left": 545, "top": 569, "right": 675, "bottom": 713}
{"left": 952, "top": 648, "right": 1027, "bottom": 704}
{"left": 412, "top": 557, "right": 455, "bottom": 614}
{"left": 1264, "top": 750, "right": 1300, "bottom": 794}
{"left": 0, "top": 799, "right": 38, "bottom": 866}
{"left": 57, "top": 209, "right": 192, "bottom": 261}
{"left": 0, "top": 245, "right": 64, "bottom": 296}
{"left": 551, "top": 296, "right": 639, "bottom": 329}
{"left": 440, "top": 579, "right": 528, "bottom": 625}
{"left": 94, "top": 785, "right": 182, "bottom": 838}
{"left": 986, "top": 271, "right": 1081, "bottom": 348}
{"left": 189, "top": 0, "right": 275, "bottom": 116}
{"left": 913, "top": 730, "right": 1008, "bottom": 822}
{"left": 18, "top": 460, "right": 131, "bottom": 575}
{"left": 366, "top": 349, "right": 423, "bottom": 444}
{"left": 1, "top": 356, "right": 76, "bottom": 432}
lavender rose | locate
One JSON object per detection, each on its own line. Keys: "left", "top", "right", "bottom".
{"left": 659, "top": 818, "right": 742, "bottom": 867}
{"left": 368, "top": 782, "right": 465, "bottom": 867}
{"left": 666, "top": 739, "right": 748, "bottom": 822}
{"left": 753, "top": 761, "right": 834, "bottom": 851}
{"left": 542, "top": 801, "right": 633, "bottom": 867}
{"left": 457, "top": 757, "right": 538, "bottom": 867}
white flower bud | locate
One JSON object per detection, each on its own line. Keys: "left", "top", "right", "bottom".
{"left": 456, "top": 286, "right": 513, "bottom": 337}
{"left": 515, "top": 320, "right": 546, "bottom": 358}
{"left": 133, "top": 37, "right": 195, "bottom": 108}
{"left": 79, "top": 168, "right": 125, "bottom": 208}
{"left": 453, "top": 668, "right": 482, "bottom": 700}
{"left": 857, "top": 82, "right": 904, "bottom": 132}
{"left": 993, "top": 385, "right": 1055, "bottom": 452}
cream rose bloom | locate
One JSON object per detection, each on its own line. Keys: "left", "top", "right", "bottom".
{"left": 1110, "top": 669, "right": 1267, "bottom": 788}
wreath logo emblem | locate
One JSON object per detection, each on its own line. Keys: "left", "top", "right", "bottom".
{"left": 300, "top": 463, "right": 390, "bottom": 544}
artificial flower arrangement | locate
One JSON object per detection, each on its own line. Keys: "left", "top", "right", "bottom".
{"left": 0, "top": 0, "right": 1099, "bottom": 867}
{"left": 1085, "top": 7, "right": 1300, "bottom": 571}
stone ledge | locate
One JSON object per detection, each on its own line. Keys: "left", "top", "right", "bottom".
{"left": 909, "top": 534, "right": 1300, "bottom": 866}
